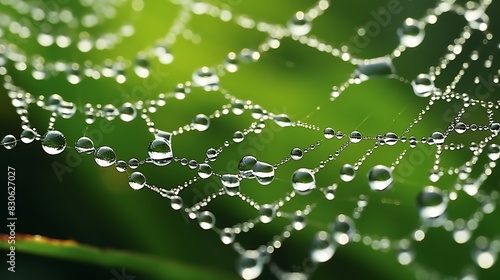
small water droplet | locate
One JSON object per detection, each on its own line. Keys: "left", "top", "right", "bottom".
{"left": 193, "top": 114, "right": 210, "bottom": 131}
{"left": 465, "top": 4, "right": 489, "bottom": 31}
{"left": 119, "top": 102, "right": 137, "bottom": 122}
{"left": 41, "top": 130, "right": 66, "bottom": 155}
{"left": 417, "top": 186, "right": 448, "bottom": 220}
{"left": 354, "top": 57, "right": 395, "bottom": 82}
{"left": 1, "top": 135, "right": 17, "bottom": 149}
{"left": 115, "top": 160, "right": 127, "bottom": 173}
{"left": 128, "top": 158, "right": 140, "bottom": 169}
{"left": 224, "top": 52, "right": 238, "bottom": 73}
{"left": 288, "top": 11, "right": 312, "bottom": 36}
{"left": 397, "top": 240, "right": 415, "bottom": 265}
{"left": 324, "top": 127, "right": 335, "bottom": 139}
{"left": 290, "top": 147, "right": 303, "bottom": 160}
{"left": 291, "top": 168, "right": 316, "bottom": 195}
{"left": 94, "top": 146, "right": 116, "bottom": 167}
{"left": 129, "top": 171, "right": 146, "bottom": 190}
{"left": 233, "top": 131, "right": 245, "bottom": 143}
{"left": 206, "top": 148, "right": 218, "bottom": 161}
{"left": 398, "top": 18, "right": 425, "bottom": 48}
{"left": 340, "top": 164, "right": 356, "bottom": 182}
{"left": 329, "top": 214, "right": 355, "bottom": 245}
{"left": 134, "top": 54, "right": 150, "bottom": 78}
{"left": 221, "top": 174, "right": 240, "bottom": 196}
{"left": 20, "top": 128, "right": 36, "bottom": 144}
{"left": 487, "top": 144, "right": 500, "bottom": 161}
{"left": 153, "top": 44, "right": 174, "bottom": 64}
{"left": 324, "top": 184, "right": 337, "bottom": 200}
{"left": 259, "top": 204, "right": 276, "bottom": 223}
{"left": 310, "top": 231, "right": 335, "bottom": 263}
{"left": 412, "top": 74, "right": 434, "bottom": 97}
{"left": 148, "top": 138, "right": 173, "bottom": 166}
{"left": 274, "top": 114, "right": 292, "bottom": 127}
{"left": 383, "top": 132, "right": 398, "bottom": 146}
{"left": 237, "top": 250, "right": 264, "bottom": 280}
{"left": 198, "top": 211, "right": 215, "bottom": 230}
{"left": 75, "top": 136, "right": 95, "bottom": 154}
{"left": 193, "top": 67, "right": 219, "bottom": 90}
{"left": 368, "top": 165, "right": 393, "bottom": 191}
{"left": 473, "top": 237, "right": 497, "bottom": 269}
{"left": 291, "top": 211, "right": 307, "bottom": 231}
{"left": 220, "top": 227, "right": 235, "bottom": 244}
{"left": 198, "top": 163, "right": 213, "bottom": 179}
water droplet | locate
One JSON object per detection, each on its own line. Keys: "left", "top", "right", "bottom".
{"left": 193, "top": 114, "right": 210, "bottom": 131}
{"left": 349, "top": 131, "right": 362, "bottom": 143}
{"left": 354, "top": 57, "right": 395, "bottom": 82}
{"left": 340, "top": 164, "right": 356, "bottom": 182}
{"left": 310, "top": 231, "right": 335, "bottom": 263}
{"left": 487, "top": 144, "right": 500, "bottom": 161}
{"left": 94, "top": 146, "right": 116, "bottom": 167}
{"left": 274, "top": 114, "right": 292, "bottom": 127}
{"left": 239, "top": 156, "right": 257, "bottom": 179}
{"left": 368, "top": 165, "right": 393, "bottom": 191}
{"left": 397, "top": 240, "right": 415, "bottom": 265}
{"left": 192, "top": 67, "right": 219, "bottom": 90}
{"left": 252, "top": 161, "right": 275, "bottom": 185}
{"left": 288, "top": 11, "right": 312, "bottom": 36}
{"left": 102, "top": 104, "right": 118, "bottom": 121}
{"left": 398, "top": 18, "right": 425, "bottom": 48}
{"left": 220, "top": 227, "right": 235, "bottom": 244}
{"left": 259, "top": 204, "right": 276, "bottom": 223}
{"left": 291, "top": 168, "right": 316, "bottom": 195}
{"left": 324, "top": 184, "right": 337, "bottom": 200}
{"left": 20, "top": 128, "right": 36, "bottom": 144}
{"left": 153, "top": 44, "right": 174, "bottom": 64}
{"left": 75, "top": 136, "right": 95, "bottom": 154}
{"left": 465, "top": 4, "right": 489, "bottom": 31}
{"left": 417, "top": 186, "right": 448, "bottom": 219}
{"left": 324, "top": 127, "right": 335, "bottom": 139}
{"left": 224, "top": 52, "right": 238, "bottom": 73}
{"left": 473, "top": 237, "right": 497, "bottom": 269}
{"left": 412, "top": 74, "right": 434, "bottom": 97}
{"left": 41, "top": 130, "right": 66, "bottom": 155}
{"left": 231, "top": 100, "right": 245, "bottom": 115}
{"left": 170, "top": 196, "right": 183, "bottom": 210}
{"left": 119, "top": 102, "right": 137, "bottom": 122}
{"left": 221, "top": 174, "right": 240, "bottom": 196}
{"left": 1, "top": 135, "right": 17, "bottom": 149}
{"left": 453, "top": 219, "right": 471, "bottom": 244}
{"left": 197, "top": 211, "right": 215, "bottom": 230}
{"left": 233, "top": 131, "right": 245, "bottom": 143}
{"left": 129, "top": 171, "right": 146, "bottom": 190}
{"left": 206, "top": 148, "right": 218, "bottom": 161}
{"left": 329, "top": 214, "right": 355, "bottom": 245}
{"left": 148, "top": 138, "right": 173, "bottom": 166}
{"left": 291, "top": 211, "right": 307, "bottom": 230}
{"left": 237, "top": 250, "right": 264, "bottom": 280}
{"left": 430, "top": 131, "right": 445, "bottom": 145}
{"left": 198, "top": 163, "right": 213, "bottom": 179}
{"left": 128, "top": 158, "right": 140, "bottom": 169}
{"left": 383, "top": 132, "right": 398, "bottom": 145}
{"left": 57, "top": 101, "right": 77, "bottom": 119}
{"left": 134, "top": 54, "right": 150, "bottom": 78}
{"left": 290, "top": 148, "right": 303, "bottom": 160}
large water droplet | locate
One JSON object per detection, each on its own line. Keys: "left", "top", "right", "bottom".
{"left": 198, "top": 163, "right": 213, "bottom": 179}
{"left": 239, "top": 156, "right": 257, "bottom": 179}
{"left": 129, "top": 171, "right": 146, "bottom": 190}
{"left": 412, "top": 74, "right": 435, "bottom": 97}
{"left": 170, "top": 196, "right": 183, "bottom": 210}
{"left": 454, "top": 122, "right": 467, "bottom": 134}
{"left": 75, "top": 136, "right": 95, "bottom": 154}
{"left": 41, "top": 130, "right": 66, "bottom": 155}
{"left": 252, "top": 161, "right": 275, "bottom": 185}
{"left": 193, "top": 114, "right": 210, "bottom": 131}
{"left": 417, "top": 186, "right": 448, "bottom": 220}
{"left": 368, "top": 165, "right": 393, "bottom": 191}
{"left": 94, "top": 146, "right": 116, "bottom": 167}
{"left": 259, "top": 204, "right": 276, "bottom": 223}
{"left": 221, "top": 174, "right": 240, "bottom": 196}
{"left": 237, "top": 250, "right": 264, "bottom": 280}
{"left": 465, "top": 4, "right": 489, "bottom": 31}
{"left": 1, "top": 135, "right": 17, "bottom": 150}
{"left": 349, "top": 131, "right": 362, "bottom": 143}
{"left": 324, "top": 127, "right": 335, "bottom": 139}
{"left": 354, "top": 57, "right": 395, "bottom": 82}
{"left": 291, "top": 168, "right": 316, "bottom": 195}
{"left": 233, "top": 131, "right": 245, "bottom": 143}
{"left": 330, "top": 214, "right": 355, "bottom": 245}
{"left": 340, "top": 164, "right": 356, "bottom": 182}
{"left": 290, "top": 147, "right": 303, "bottom": 160}
{"left": 398, "top": 18, "right": 425, "bottom": 48}
{"left": 487, "top": 144, "right": 500, "bottom": 161}
{"left": 148, "top": 138, "right": 173, "bottom": 166}
{"left": 119, "top": 102, "right": 137, "bottom": 122}
{"left": 20, "top": 128, "right": 36, "bottom": 144}
{"left": 197, "top": 211, "right": 215, "bottom": 230}
{"left": 288, "top": 11, "right": 312, "bottom": 36}
{"left": 310, "top": 231, "right": 335, "bottom": 263}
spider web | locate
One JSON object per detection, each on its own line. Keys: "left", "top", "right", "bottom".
{"left": 1, "top": 0, "right": 500, "bottom": 279}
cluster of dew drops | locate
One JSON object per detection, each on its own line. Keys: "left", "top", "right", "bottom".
{"left": 1, "top": 0, "right": 500, "bottom": 279}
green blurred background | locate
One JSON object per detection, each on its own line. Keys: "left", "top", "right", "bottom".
{"left": 1, "top": 0, "right": 500, "bottom": 279}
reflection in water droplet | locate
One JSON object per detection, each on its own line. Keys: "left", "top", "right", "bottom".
{"left": 310, "top": 231, "right": 335, "bottom": 263}
{"left": 198, "top": 210, "right": 215, "bottom": 230}
{"left": 193, "top": 67, "right": 219, "bottom": 90}
{"left": 291, "top": 211, "right": 307, "bottom": 231}
{"left": 119, "top": 102, "right": 137, "bottom": 122}
{"left": 75, "top": 136, "right": 95, "bottom": 154}
{"left": 290, "top": 147, "right": 303, "bottom": 160}
{"left": 398, "top": 18, "right": 425, "bottom": 48}
{"left": 237, "top": 250, "right": 264, "bottom": 280}
{"left": 465, "top": 4, "right": 489, "bottom": 31}
{"left": 340, "top": 164, "right": 356, "bottom": 182}
{"left": 239, "top": 156, "right": 257, "bottom": 179}
{"left": 330, "top": 214, "right": 355, "bottom": 245}
{"left": 259, "top": 204, "right": 276, "bottom": 223}
{"left": 221, "top": 174, "right": 240, "bottom": 196}
{"left": 354, "top": 57, "right": 395, "bottom": 82}
{"left": 288, "top": 11, "right": 312, "bottom": 36}
{"left": 252, "top": 161, "right": 275, "bottom": 185}
{"left": 412, "top": 74, "right": 435, "bottom": 97}
{"left": 148, "top": 138, "right": 173, "bottom": 166}
{"left": 94, "top": 146, "right": 116, "bottom": 167}
{"left": 41, "top": 130, "right": 66, "bottom": 155}
{"left": 220, "top": 227, "right": 235, "bottom": 244}
{"left": 1, "top": 135, "right": 17, "bottom": 149}
{"left": 417, "top": 186, "right": 448, "bottom": 220}
{"left": 193, "top": 114, "right": 210, "bottom": 131}
{"left": 368, "top": 165, "right": 393, "bottom": 191}
{"left": 397, "top": 240, "right": 414, "bottom": 265}
{"left": 274, "top": 114, "right": 292, "bottom": 127}
{"left": 134, "top": 54, "right": 150, "bottom": 78}
{"left": 128, "top": 171, "right": 146, "bottom": 190}
{"left": 291, "top": 168, "right": 316, "bottom": 195}
{"left": 20, "top": 128, "right": 36, "bottom": 144}
{"left": 198, "top": 163, "right": 213, "bottom": 179}
{"left": 487, "top": 144, "right": 500, "bottom": 161}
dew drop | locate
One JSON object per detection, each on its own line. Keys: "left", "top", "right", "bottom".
{"left": 148, "top": 138, "right": 173, "bottom": 166}
{"left": 324, "top": 184, "right": 337, "bottom": 200}
{"left": 128, "top": 171, "right": 146, "bottom": 190}
{"left": 221, "top": 174, "right": 240, "bottom": 196}
{"left": 398, "top": 18, "right": 425, "bottom": 48}
{"left": 288, "top": 11, "right": 312, "bottom": 36}
{"left": 487, "top": 144, "right": 500, "bottom": 161}
{"left": 239, "top": 156, "right": 257, "bottom": 179}
{"left": 430, "top": 131, "right": 445, "bottom": 145}
{"left": 412, "top": 74, "right": 434, "bottom": 97}
{"left": 153, "top": 44, "right": 174, "bottom": 64}
{"left": 252, "top": 161, "right": 275, "bottom": 185}
{"left": 233, "top": 131, "right": 245, "bottom": 143}
{"left": 291, "top": 168, "right": 316, "bottom": 195}
{"left": 340, "top": 164, "right": 356, "bottom": 182}
{"left": 290, "top": 147, "right": 303, "bottom": 160}
{"left": 198, "top": 163, "right": 213, "bottom": 179}
{"left": 455, "top": 122, "right": 467, "bottom": 134}
{"left": 193, "top": 114, "right": 210, "bottom": 131}
{"left": 368, "top": 165, "right": 393, "bottom": 191}
{"left": 473, "top": 237, "right": 497, "bottom": 269}
{"left": 465, "top": 4, "right": 489, "bottom": 31}
{"left": 259, "top": 204, "right": 276, "bottom": 223}
{"left": 193, "top": 67, "right": 219, "bottom": 90}
{"left": 417, "top": 186, "right": 448, "bottom": 220}
{"left": 220, "top": 227, "right": 235, "bottom": 245}
{"left": 354, "top": 57, "right": 395, "bottom": 82}
{"left": 324, "top": 127, "right": 335, "bottom": 139}
{"left": 329, "top": 214, "right": 355, "bottom": 245}
{"left": 128, "top": 158, "right": 140, "bottom": 169}
{"left": 119, "top": 102, "right": 137, "bottom": 122}
{"left": 20, "top": 128, "right": 36, "bottom": 144}
{"left": 94, "top": 146, "right": 116, "bottom": 167}
{"left": 41, "top": 130, "right": 66, "bottom": 155}
{"left": 237, "top": 250, "right": 264, "bottom": 280}
{"left": 75, "top": 136, "right": 95, "bottom": 154}
{"left": 274, "top": 114, "right": 292, "bottom": 127}
{"left": 197, "top": 211, "right": 215, "bottom": 230}
{"left": 349, "top": 130, "right": 362, "bottom": 143}
{"left": 397, "top": 240, "right": 415, "bottom": 265}
{"left": 170, "top": 196, "right": 183, "bottom": 210}
{"left": 134, "top": 54, "right": 150, "bottom": 78}
{"left": 1, "top": 135, "right": 17, "bottom": 149}
{"left": 115, "top": 160, "right": 127, "bottom": 173}
{"left": 310, "top": 231, "right": 335, "bottom": 263}
{"left": 291, "top": 211, "right": 307, "bottom": 231}
{"left": 383, "top": 132, "right": 398, "bottom": 146}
